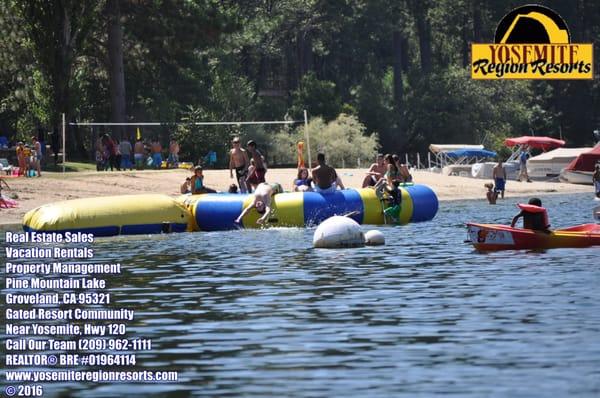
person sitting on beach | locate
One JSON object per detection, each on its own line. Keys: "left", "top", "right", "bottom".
{"left": 293, "top": 167, "right": 312, "bottom": 192}
{"left": 311, "top": 153, "right": 345, "bottom": 193}
{"left": 229, "top": 137, "right": 249, "bottom": 193}
{"left": 492, "top": 160, "right": 506, "bottom": 199}
{"left": 235, "top": 182, "right": 283, "bottom": 225}
{"left": 362, "top": 154, "right": 385, "bottom": 187}
{"left": 485, "top": 183, "right": 498, "bottom": 204}
{"left": 511, "top": 197, "right": 551, "bottom": 232}
{"left": 190, "top": 166, "right": 217, "bottom": 194}
{"left": 180, "top": 168, "right": 194, "bottom": 194}
{"left": 228, "top": 183, "right": 239, "bottom": 194}
{"left": 245, "top": 140, "right": 267, "bottom": 192}
{"left": 593, "top": 164, "right": 600, "bottom": 198}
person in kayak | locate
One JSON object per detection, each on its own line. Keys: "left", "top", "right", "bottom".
{"left": 510, "top": 197, "right": 551, "bottom": 232}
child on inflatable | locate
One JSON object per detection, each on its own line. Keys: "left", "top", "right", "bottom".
{"left": 510, "top": 197, "right": 550, "bottom": 232}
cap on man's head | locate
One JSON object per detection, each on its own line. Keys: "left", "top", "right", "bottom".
{"left": 247, "top": 140, "right": 256, "bottom": 147}
{"left": 194, "top": 165, "right": 203, "bottom": 172}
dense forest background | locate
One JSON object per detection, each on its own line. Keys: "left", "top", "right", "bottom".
{"left": 0, "top": 0, "right": 599, "bottom": 165}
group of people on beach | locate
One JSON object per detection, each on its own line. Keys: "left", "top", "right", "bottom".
{"left": 15, "top": 137, "right": 43, "bottom": 177}
{"left": 95, "top": 134, "right": 180, "bottom": 172}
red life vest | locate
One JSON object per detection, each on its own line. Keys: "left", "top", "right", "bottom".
{"left": 517, "top": 203, "right": 550, "bottom": 230}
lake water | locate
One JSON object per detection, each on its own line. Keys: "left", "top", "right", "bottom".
{"left": 1, "top": 193, "right": 599, "bottom": 397}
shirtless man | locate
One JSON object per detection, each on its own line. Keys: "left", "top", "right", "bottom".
{"left": 311, "top": 153, "right": 345, "bottom": 193}
{"left": 245, "top": 140, "right": 267, "bottom": 192}
{"left": 235, "top": 182, "right": 281, "bottom": 225}
{"left": 492, "top": 160, "right": 507, "bottom": 199}
{"left": 362, "top": 154, "right": 385, "bottom": 187}
{"left": 229, "top": 137, "right": 249, "bottom": 193}
{"left": 151, "top": 139, "right": 162, "bottom": 169}
{"left": 134, "top": 138, "right": 145, "bottom": 169}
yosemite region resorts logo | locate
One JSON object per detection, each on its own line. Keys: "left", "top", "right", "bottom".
{"left": 471, "top": 4, "right": 593, "bottom": 79}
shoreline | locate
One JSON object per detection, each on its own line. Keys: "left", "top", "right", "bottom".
{"left": 1, "top": 168, "right": 593, "bottom": 225}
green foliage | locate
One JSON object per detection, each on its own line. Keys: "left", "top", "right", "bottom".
{"left": 1, "top": 0, "right": 599, "bottom": 155}
{"left": 271, "top": 114, "right": 379, "bottom": 168}
{"left": 404, "top": 65, "right": 533, "bottom": 152}
{"left": 289, "top": 72, "right": 342, "bottom": 122}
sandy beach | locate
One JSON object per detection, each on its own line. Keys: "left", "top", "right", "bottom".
{"left": 0, "top": 168, "right": 593, "bottom": 225}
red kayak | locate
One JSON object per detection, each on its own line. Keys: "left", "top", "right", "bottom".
{"left": 466, "top": 222, "right": 600, "bottom": 251}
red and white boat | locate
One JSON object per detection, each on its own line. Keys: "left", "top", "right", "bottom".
{"left": 559, "top": 143, "right": 600, "bottom": 185}
{"left": 466, "top": 222, "right": 600, "bottom": 251}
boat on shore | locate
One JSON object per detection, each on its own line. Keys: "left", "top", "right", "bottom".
{"left": 466, "top": 222, "right": 600, "bottom": 251}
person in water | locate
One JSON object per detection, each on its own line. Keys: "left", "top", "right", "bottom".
{"left": 293, "top": 167, "right": 312, "bottom": 192}
{"left": 485, "top": 183, "right": 498, "bottom": 204}
{"left": 235, "top": 182, "right": 283, "bottom": 225}
{"left": 511, "top": 197, "right": 551, "bottom": 232}
{"left": 593, "top": 164, "right": 600, "bottom": 198}
{"left": 190, "top": 166, "right": 216, "bottom": 194}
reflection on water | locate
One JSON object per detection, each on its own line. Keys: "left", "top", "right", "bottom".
{"left": 1, "top": 193, "right": 600, "bottom": 397}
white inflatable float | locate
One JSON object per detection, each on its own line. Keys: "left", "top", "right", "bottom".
{"left": 313, "top": 216, "right": 365, "bottom": 248}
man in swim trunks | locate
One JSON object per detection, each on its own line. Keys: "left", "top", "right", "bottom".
{"left": 229, "top": 137, "right": 249, "bottom": 193}
{"left": 492, "top": 160, "right": 506, "bottom": 199}
{"left": 311, "top": 153, "right": 345, "bottom": 194}
{"left": 134, "top": 138, "right": 145, "bottom": 170}
{"left": 235, "top": 182, "right": 282, "bottom": 225}
{"left": 362, "top": 154, "right": 385, "bottom": 187}
{"left": 151, "top": 139, "right": 163, "bottom": 169}
{"left": 245, "top": 140, "right": 267, "bottom": 192}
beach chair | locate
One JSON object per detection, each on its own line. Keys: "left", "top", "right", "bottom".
{"left": 0, "top": 158, "right": 13, "bottom": 175}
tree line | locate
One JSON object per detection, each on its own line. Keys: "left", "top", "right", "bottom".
{"left": 0, "top": 0, "right": 599, "bottom": 165}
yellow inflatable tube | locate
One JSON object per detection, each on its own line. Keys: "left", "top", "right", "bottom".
{"left": 23, "top": 194, "right": 190, "bottom": 236}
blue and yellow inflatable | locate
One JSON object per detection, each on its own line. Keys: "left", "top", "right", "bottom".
{"left": 23, "top": 185, "right": 438, "bottom": 236}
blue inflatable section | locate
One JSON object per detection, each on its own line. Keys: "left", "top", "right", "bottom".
{"left": 303, "top": 190, "right": 363, "bottom": 226}
{"left": 195, "top": 194, "right": 246, "bottom": 231}
{"left": 404, "top": 184, "right": 439, "bottom": 222}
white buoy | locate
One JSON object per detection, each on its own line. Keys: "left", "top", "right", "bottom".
{"left": 364, "top": 230, "right": 385, "bottom": 246}
{"left": 313, "top": 216, "right": 365, "bottom": 248}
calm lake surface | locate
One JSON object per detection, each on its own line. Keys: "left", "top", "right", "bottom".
{"left": 2, "top": 193, "right": 599, "bottom": 397}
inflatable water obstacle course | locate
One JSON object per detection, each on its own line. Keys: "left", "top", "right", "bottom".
{"left": 23, "top": 185, "right": 438, "bottom": 236}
